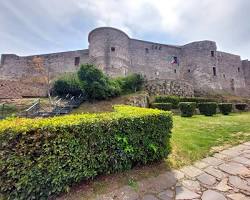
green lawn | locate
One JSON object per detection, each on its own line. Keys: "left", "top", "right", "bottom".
{"left": 168, "top": 112, "right": 250, "bottom": 168}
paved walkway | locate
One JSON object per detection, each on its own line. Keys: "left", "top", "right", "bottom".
{"left": 96, "top": 142, "right": 250, "bottom": 200}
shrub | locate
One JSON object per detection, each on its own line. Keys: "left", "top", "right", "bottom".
{"left": 235, "top": 103, "right": 248, "bottom": 111}
{"left": 0, "top": 106, "right": 172, "bottom": 199}
{"left": 218, "top": 103, "right": 233, "bottom": 115}
{"left": 52, "top": 73, "right": 82, "bottom": 96}
{"left": 151, "top": 103, "right": 172, "bottom": 111}
{"left": 198, "top": 102, "right": 218, "bottom": 116}
{"left": 178, "top": 102, "right": 196, "bottom": 117}
{"left": 180, "top": 97, "right": 217, "bottom": 104}
{"left": 154, "top": 96, "right": 180, "bottom": 108}
{"left": 114, "top": 74, "right": 144, "bottom": 94}
{"left": 77, "top": 64, "right": 121, "bottom": 100}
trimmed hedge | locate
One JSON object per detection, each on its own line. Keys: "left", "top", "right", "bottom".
{"left": 198, "top": 102, "right": 218, "bottom": 116}
{"left": 151, "top": 103, "right": 172, "bottom": 111}
{"left": 235, "top": 103, "right": 248, "bottom": 111}
{"left": 218, "top": 103, "right": 233, "bottom": 115}
{"left": 154, "top": 96, "right": 179, "bottom": 108}
{"left": 178, "top": 102, "right": 196, "bottom": 117}
{"left": 0, "top": 106, "right": 172, "bottom": 199}
{"left": 154, "top": 96, "right": 217, "bottom": 109}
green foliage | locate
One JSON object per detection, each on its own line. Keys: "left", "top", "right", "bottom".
{"left": 77, "top": 64, "right": 121, "bottom": 100}
{"left": 114, "top": 74, "right": 144, "bottom": 94}
{"left": 235, "top": 103, "right": 248, "bottom": 111}
{"left": 198, "top": 102, "right": 218, "bottom": 116}
{"left": 218, "top": 103, "right": 233, "bottom": 115}
{"left": 151, "top": 103, "right": 172, "bottom": 111}
{"left": 0, "top": 106, "right": 172, "bottom": 199}
{"left": 154, "top": 96, "right": 216, "bottom": 109}
{"left": 52, "top": 73, "right": 82, "bottom": 96}
{"left": 178, "top": 102, "right": 196, "bottom": 117}
{"left": 154, "top": 96, "right": 180, "bottom": 108}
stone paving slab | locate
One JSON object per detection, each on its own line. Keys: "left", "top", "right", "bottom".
{"left": 96, "top": 142, "right": 250, "bottom": 200}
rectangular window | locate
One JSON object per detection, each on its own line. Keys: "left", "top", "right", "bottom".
{"left": 74, "top": 57, "right": 80, "bottom": 66}
{"left": 174, "top": 69, "right": 177, "bottom": 73}
{"left": 211, "top": 51, "right": 215, "bottom": 57}
{"left": 238, "top": 67, "right": 240, "bottom": 72}
{"left": 213, "top": 67, "right": 216, "bottom": 76}
{"left": 111, "top": 47, "right": 115, "bottom": 52}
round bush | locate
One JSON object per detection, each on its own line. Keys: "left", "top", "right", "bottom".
{"left": 218, "top": 103, "right": 233, "bottom": 115}
{"left": 151, "top": 103, "right": 172, "bottom": 111}
{"left": 235, "top": 103, "right": 248, "bottom": 111}
{"left": 198, "top": 102, "right": 217, "bottom": 116}
{"left": 178, "top": 102, "right": 196, "bottom": 117}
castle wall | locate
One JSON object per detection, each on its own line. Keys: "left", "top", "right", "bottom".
{"left": 129, "top": 39, "right": 181, "bottom": 80}
{"left": 0, "top": 50, "right": 89, "bottom": 97}
{"left": 242, "top": 60, "right": 250, "bottom": 95}
{"left": 1, "top": 27, "right": 250, "bottom": 98}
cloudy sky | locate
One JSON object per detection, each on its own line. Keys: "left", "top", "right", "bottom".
{"left": 0, "top": 0, "right": 250, "bottom": 59}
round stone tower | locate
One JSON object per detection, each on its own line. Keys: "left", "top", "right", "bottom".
{"left": 88, "top": 27, "right": 130, "bottom": 77}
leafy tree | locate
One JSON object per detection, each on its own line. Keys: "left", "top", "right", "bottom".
{"left": 77, "top": 64, "right": 121, "bottom": 100}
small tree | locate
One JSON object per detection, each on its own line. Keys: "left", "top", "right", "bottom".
{"left": 77, "top": 64, "right": 121, "bottom": 100}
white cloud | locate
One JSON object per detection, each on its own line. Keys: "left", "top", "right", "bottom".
{"left": 0, "top": 0, "right": 250, "bottom": 59}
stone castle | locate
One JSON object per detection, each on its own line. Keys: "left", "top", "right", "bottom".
{"left": 0, "top": 27, "right": 250, "bottom": 98}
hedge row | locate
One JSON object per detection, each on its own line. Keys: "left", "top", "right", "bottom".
{"left": 150, "top": 103, "right": 172, "bottom": 111}
{"left": 154, "top": 96, "right": 217, "bottom": 108}
{"left": 0, "top": 106, "right": 173, "bottom": 199}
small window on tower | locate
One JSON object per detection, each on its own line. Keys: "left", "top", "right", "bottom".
{"left": 74, "top": 57, "right": 80, "bottom": 66}
{"left": 145, "top": 48, "right": 149, "bottom": 53}
{"left": 188, "top": 69, "right": 191, "bottom": 73}
{"left": 223, "top": 74, "right": 226, "bottom": 78}
{"left": 211, "top": 51, "right": 215, "bottom": 57}
{"left": 213, "top": 67, "right": 216, "bottom": 76}
{"left": 111, "top": 47, "right": 115, "bottom": 52}
{"left": 238, "top": 67, "right": 240, "bottom": 72}
{"left": 173, "top": 56, "right": 178, "bottom": 64}
{"left": 174, "top": 69, "right": 177, "bottom": 73}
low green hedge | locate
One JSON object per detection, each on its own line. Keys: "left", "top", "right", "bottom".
{"left": 218, "top": 103, "right": 233, "bottom": 115}
{"left": 178, "top": 102, "right": 196, "bottom": 117}
{"left": 235, "top": 103, "right": 248, "bottom": 111}
{"left": 154, "top": 96, "right": 217, "bottom": 109}
{"left": 151, "top": 103, "right": 172, "bottom": 111}
{"left": 198, "top": 102, "right": 218, "bottom": 116}
{"left": 0, "top": 106, "right": 173, "bottom": 199}
{"left": 154, "top": 96, "right": 180, "bottom": 108}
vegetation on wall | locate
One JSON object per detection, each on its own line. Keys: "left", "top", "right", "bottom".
{"left": 0, "top": 105, "right": 172, "bottom": 199}
{"left": 52, "top": 64, "right": 144, "bottom": 100}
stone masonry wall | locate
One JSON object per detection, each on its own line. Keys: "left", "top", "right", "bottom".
{"left": 145, "top": 79, "right": 194, "bottom": 97}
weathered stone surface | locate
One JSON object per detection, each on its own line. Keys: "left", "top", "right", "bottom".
{"left": 96, "top": 186, "right": 139, "bottom": 200}
{"left": 213, "top": 153, "right": 231, "bottom": 160}
{"left": 242, "top": 153, "right": 250, "bottom": 159}
{"left": 201, "top": 157, "right": 223, "bottom": 166}
{"left": 219, "top": 162, "right": 250, "bottom": 176}
{"left": 194, "top": 161, "right": 209, "bottom": 169}
{"left": 175, "top": 186, "right": 200, "bottom": 200}
{"left": 232, "top": 156, "right": 250, "bottom": 166}
{"left": 201, "top": 190, "right": 226, "bottom": 200}
{"left": 158, "top": 189, "right": 174, "bottom": 200}
{"left": 182, "top": 179, "right": 200, "bottom": 192}
{"left": 142, "top": 194, "right": 159, "bottom": 200}
{"left": 180, "top": 166, "right": 203, "bottom": 178}
{"left": 197, "top": 173, "right": 217, "bottom": 186}
{"left": 204, "top": 166, "right": 226, "bottom": 179}
{"left": 220, "top": 149, "right": 242, "bottom": 157}
{"left": 227, "top": 193, "right": 247, "bottom": 200}
{"left": 138, "top": 172, "right": 176, "bottom": 194}
{"left": 171, "top": 170, "right": 185, "bottom": 180}
{"left": 215, "top": 178, "right": 232, "bottom": 192}
{"left": 229, "top": 176, "right": 250, "bottom": 192}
